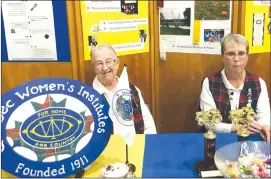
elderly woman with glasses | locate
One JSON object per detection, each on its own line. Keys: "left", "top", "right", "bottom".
{"left": 199, "top": 34, "right": 270, "bottom": 142}
{"left": 91, "top": 44, "right": 157, "bottom": 134}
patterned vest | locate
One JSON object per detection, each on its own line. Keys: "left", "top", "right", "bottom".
{"left": 129, "top": 83, "right": 145, "bottom": 134}
{"left": 103, "top": 83, "right": 145, "bottom": 134}
{"left": 208, "top": 70, "right": 261, "bottom": 123}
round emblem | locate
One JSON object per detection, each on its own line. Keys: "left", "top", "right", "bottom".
{"left": 20, "top": 108, "right": 85, "bottom": 149}
{"left": 112, "top": 89, "right": 134, "bottom": 126}
{"left": 1, "top": 78, "right": 112, "bottom": 178}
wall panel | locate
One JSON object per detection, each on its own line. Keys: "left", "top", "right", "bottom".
{"left": 152, "top": 1, "right": 270, "bottom": 133}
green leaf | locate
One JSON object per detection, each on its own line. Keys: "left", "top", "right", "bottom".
{"left": 52, "top": 99, "right": 66, "bottom": 107}
{"left": 31, "top": 101, "right": 41, "bottom": 111}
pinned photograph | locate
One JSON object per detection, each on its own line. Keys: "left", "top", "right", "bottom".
{"left": 11, "top": 28, "right": 16, "bottom": 33}
{"left": 139, "top": 30, "right": 147, "bottom": 43}
{"left": 88, "top": 36, "right": 98, "bottom": 47}
{"left": 204, "top": 29, "right": 225, "bottom": 42}
{"left": 195, "top": 1, "right": 230, "bottom": 20}
{"left": 121, "top": 0, "right": 138, "bottom": 15}
{"left": 160, "top": 8, "right": 191, "bottom": 36}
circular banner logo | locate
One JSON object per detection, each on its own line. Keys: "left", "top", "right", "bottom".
{"left": 112, "top": 89, "right": 134, "bottom": 126}
{"left": 1, "top": 78, "right": 112, "bottom": 178}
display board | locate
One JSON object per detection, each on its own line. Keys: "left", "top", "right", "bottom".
{"left": 245, "top": 1, "right": 270, "bottom": 54}
{"left": 1, "top": 1, "right": 70, "bottom": 62}
{"left": 159, "top": 1, "right": 232, "bottom": 55}
{"left": 80, "top": 0, "right": 149, "bottom": 61}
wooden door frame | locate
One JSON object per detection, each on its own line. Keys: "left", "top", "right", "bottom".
{"left": 66, "top": 1, "right": 86, "bottom": 82}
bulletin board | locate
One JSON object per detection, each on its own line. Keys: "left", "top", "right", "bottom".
{"left": 159, "top": 1, "right": 232, "bottom": 55}
{"left": 1, "top": 1, "right": 71, "bottom": 62}
{"left": 80, "top": 1, "right": 149, "bottom": 61}
{"left": 244, "top": 1, "right": 271, "bottom": 54}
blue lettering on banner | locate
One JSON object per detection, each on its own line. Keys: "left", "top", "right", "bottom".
{"left": 1, "top": 78, "right": 112, "bottom": 178}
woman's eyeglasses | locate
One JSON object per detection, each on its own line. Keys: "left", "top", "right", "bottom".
{"left": 93, "top": 58, "right": 117, "bottom": 69}
{"left": 224, "top": 51, "right": 247, "bottom": 59}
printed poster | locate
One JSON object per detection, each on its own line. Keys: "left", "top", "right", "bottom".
{"left": 1, "top": 1, "right": 57, "bottom": 60}
{"left": 245, "top": 1, "right": 270, "bottom": 53}
{"left": 159, "top": 1, "right": 232, "bottom": 55}
{"left": 80, "top": 0, "right": 149, "bottom": 61}
{"left": 254, "top": 0, "right": 270, "bottom": 6}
